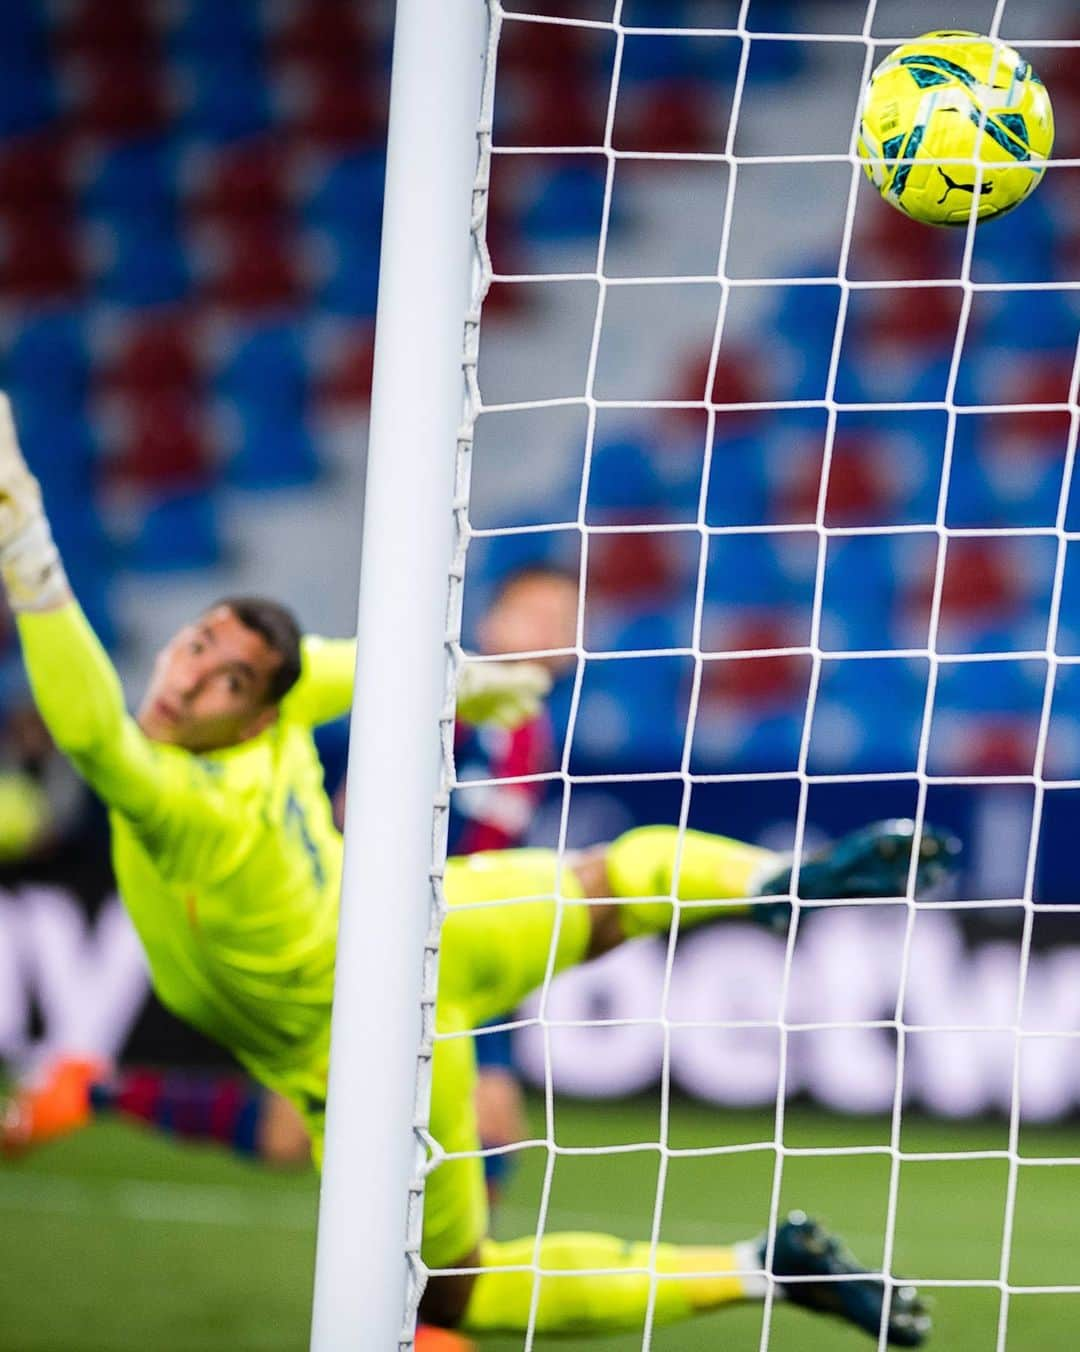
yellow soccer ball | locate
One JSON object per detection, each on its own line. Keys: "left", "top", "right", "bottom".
{"left": 857, "top": 30, "right": 1054, "bottom": 227}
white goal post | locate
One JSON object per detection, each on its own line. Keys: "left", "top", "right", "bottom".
{"left": 310, "top": 2, "right": 490, "bottom": 1347}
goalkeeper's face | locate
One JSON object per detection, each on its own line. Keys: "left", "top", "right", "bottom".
{"left": 137, "top": 606, "right": 283, "bottom": 751}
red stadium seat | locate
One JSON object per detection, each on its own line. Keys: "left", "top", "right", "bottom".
{"left": 53, "top": 0, "right": 159, "bottom": 62}
{"left": 189, "top": 138, "right": 294, "bottom": 223}
{"left": 498, "top": 14, "right": 599, "bottom": 80}
{"left": 700, "top": 629, "right": 810, "bottom": 707}
{"left": 271, "top": 2, "right": 373, "bottom": 72}
{"left": 775, "top": 435, "right": 892, "bottom": 527}
{"left": 0, "top": 132, "right": 73, "bottom": 218}
{"left": 903, "top": 538, "right": 1015, "bottom": 636}
{"left": 997, "top": 358, "right": 1075, "bottom": 444}
{"left": 613, "top": 83, "right": 720, "bottom": 155}
{"left": 822, "top": 447, "right": 892, "bottom": 525}
{"left": 938, "top": 538, "right": 1016, "bottom": 618}
{"left": 510, "top": 82, "right": 606, "bottom": 149}
{"left": 315, "top": 324, "right": 374, "bottom": 410}
{"left": 198, "top": 223, "right": 305, "bottom": 311}
{"left": 587, "top": 528, "right": 681, "bottom": 600}
{"left": 863, "top": 285, "right": 962, "bottom": 348}
{"left": 68, "top": 57, "right": 170, "bottom": 140}
{"left": 286, "top": 78, "right": 385, "bottom": 149}
{"left": 960, "top": 720, "right": 1039, "bottom": 776}
{"left": 100, "top": 317, "right": 202, "bottom": 399}
{"left": 709, "top": 347, "right": 766, "bottom": 411}
{"left": 110, "top": 391, "right": 212, "bottom": 488}
{"left": 851, "top": 198, "right": 953, "bottom": 282}
{"left": 0, "top": 215, "right": 83, "bottom": 300}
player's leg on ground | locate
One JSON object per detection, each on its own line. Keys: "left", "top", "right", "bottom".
{"left": 91, "top": 1069, "right": 286, "bottom": 1160}
{"left": 1, "top": 1056, "right": 310, "bottom": 1165}
{"left": 460, "top": 1213, "right": 927, "bottom": 1343}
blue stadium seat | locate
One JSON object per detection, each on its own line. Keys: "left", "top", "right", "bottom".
{"left": 167, "top": 0, "right": 264, "bottom": 62}
{"left": 215, "top": 323, "right": 308, "bottom": 413}
{"left": 225, "top": 407, "right": 320, "bottom": 489}
{"left": 128, "top": 489, "right": 222, "bottom": 571}
{"left": 618, "top": 28, "right": 700, "bottom": 84}
{"left": 731, "top": 14, "right": 805, "bottom": 82}
{"left": 574, "top": 653, "right": 687, "bottom": 768}
{"left": 11, "top": 402, "right": 97, "bottom": 505}
{"left": 835, "top": 348, "right": 952, "bottom": 407}
{"left": 951, "top": 347, "right": 997, "bottom": 408}
{"left": 314, "top": 232, "right": 380, "bottom": 317}
{"left": 1047, "top": 664, "right": 1080, "bottom": 777}
{"left": 774, "top": 281, "right": 842, "bottom": 342}
{"left": 1053, "top": 545, "right": 1080, "bottom": 658}
{"left": 934, "top": 657, "right": 1042, "bottom": 715}
{"left": 522, "top": 163, "right": 607, "bottom": 242}
{"left": 704, "top": 432, "right": 771, "bottom": 526}
{"left": 608, "top": 608, "right": 688, "bottom": 656}
{"left": 176, "top": 59, "right": 272, "bottom": 142}
{"left": 95, "top": 223, "right": 191, "bottom": 306}
{"left": 586, "top": 435, "right": 663, "bottom": 518}
{"left": 0, "top": 0, "right": 49, "bottom": 68}
{"left": 982, "top": 289, "right": 1080, "bottom": 352}
{"left": 0, "top": 62, "right": 55, "bottom": 137}
{"left": 82, "top": 139, "right": 180, "bottom": 225}
{"left": 705, "top": 533, "right": 816, "bottom": 610}
{"left": 947, "top": 421, "right": 1063, "bottom": 529}
{"left": 820, "top": 536, "right": 897, "bottom": 652}
{"left": 833, "top": 409, "right": 945, "bottom": 527}
{"left": 5, "top": 311, "right": 90, "bottom": 408}
{"left": 46, "top": 490, "right": 115, "bottom": 644}
{"left": 970, "top": 189, "right": 1057, "bottom": 282}
{"left": 696, "top": 708, "right": 804, "bottom": 774}
{"left": 809, "top": 658, "right": 928, "bottom": 774}
{"left": 301, "top": 151, "right": 385, "bottom": 238}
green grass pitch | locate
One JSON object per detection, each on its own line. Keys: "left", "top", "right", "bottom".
{"left": 1, "top": 1094, "right": 1076, "bottom": 1350}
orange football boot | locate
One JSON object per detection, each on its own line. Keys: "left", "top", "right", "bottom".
{"left": 1, "top": 1055, "right": 107, "bottom": 1156}
{"left": 414, "top": 1326, "right": 477, "bottom": 1351}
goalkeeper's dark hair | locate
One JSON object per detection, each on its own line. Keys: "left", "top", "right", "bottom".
{"left": 214, "top": 596, "right": 303, "bottom": 705}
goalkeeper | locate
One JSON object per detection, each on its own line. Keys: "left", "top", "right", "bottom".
{"left": 0, "top": 397, "right": 947, "bottom": 1346}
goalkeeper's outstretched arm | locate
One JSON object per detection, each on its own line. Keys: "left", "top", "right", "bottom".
{"left": 0, "top": 396, "right": 190, "bottom": 825}
{"left": 285, "top": 632, "right": 553, "bottom": 731}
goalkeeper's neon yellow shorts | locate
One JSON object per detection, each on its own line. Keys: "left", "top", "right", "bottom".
{"left": 422, "top": 849, "right": 591, "bottom": 1269}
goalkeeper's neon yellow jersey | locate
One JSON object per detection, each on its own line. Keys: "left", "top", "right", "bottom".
{"left": 17, "top": 602, "right": 353, "bottom": 1109}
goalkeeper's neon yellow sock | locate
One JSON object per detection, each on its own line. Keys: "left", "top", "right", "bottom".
{"left": 463, "top": 1233, "right": 761, "bottom": 1334}
{"left": 605, "top": 825, "right": 777, "bottom": 937}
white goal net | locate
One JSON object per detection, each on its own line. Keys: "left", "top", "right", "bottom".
{"left": 323, "top": 2, "right": 1080, "bottom": 1350}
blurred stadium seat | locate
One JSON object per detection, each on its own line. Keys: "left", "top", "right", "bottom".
{"left": 0, "top": 0, "right": 1069, "bottom": 780}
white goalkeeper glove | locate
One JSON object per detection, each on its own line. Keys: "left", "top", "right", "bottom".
{"left": 0, "top": 394, "right": 69, "bottom": 612}
{"left": 456, "top": 658, "right": 552, "bottom": 730}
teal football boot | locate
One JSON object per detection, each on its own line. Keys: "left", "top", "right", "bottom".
{"left": 751, "top": 818, "right": 961, "bottom": 934}
{"left": 766, "top": 1211, "right": 931, "bottom": 1346}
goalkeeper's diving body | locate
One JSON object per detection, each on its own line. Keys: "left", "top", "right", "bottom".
{"left": 0, "top": 397, "right": 951, "bottom": 1346}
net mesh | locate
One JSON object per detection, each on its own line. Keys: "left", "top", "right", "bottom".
{"left": 414, "top": 2, "right": 1080, "bottom": 1348}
